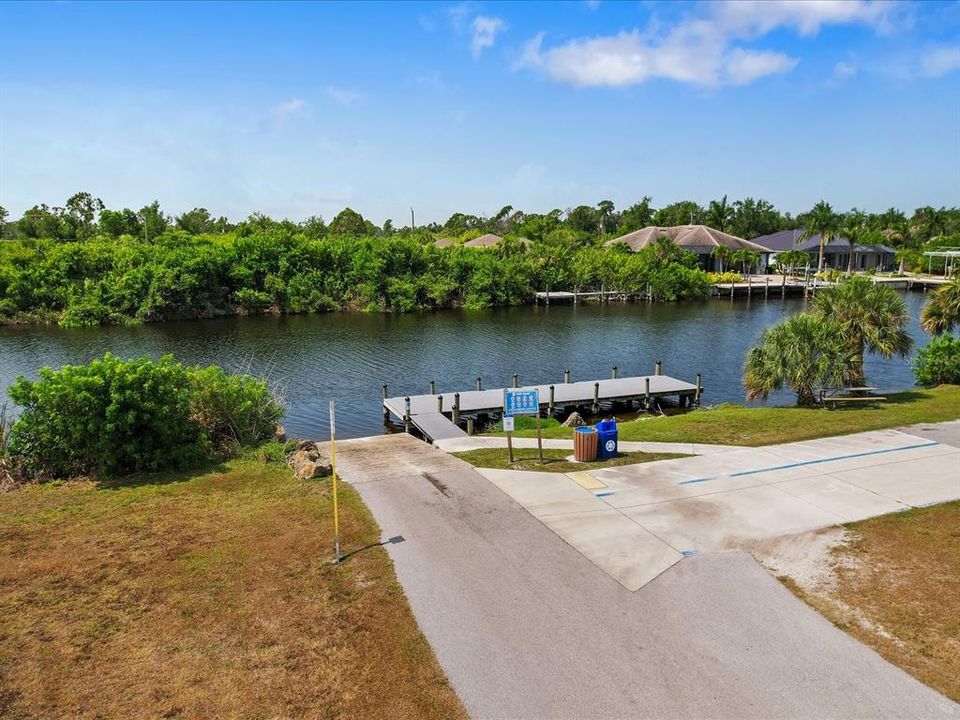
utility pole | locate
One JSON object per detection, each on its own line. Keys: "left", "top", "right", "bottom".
{"left": 410, "top": 207, "right": 415, "bottom": 229}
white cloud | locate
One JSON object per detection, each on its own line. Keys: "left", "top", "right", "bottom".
{"left": 831, "top": 59, "right": 858, "bottom": 83}
{"left": 325, "top": 86, "right": 362, "bottom": 105}
{"left": 713, "top": 0, "right": 895, "bottom": 37}
{"left": 518, "top": 27, "right": 795, "bottom": 87}
{"left": 271, "top": 98, "right": 306, "bottom": 123}
{"left": 918, "top": 45, "right": 960, "bottom": 77}
{"left": 471, "top": 15, "right": 505, "bottom": 57}
{"left": 517, "top": 0, "right": 895, "bottom": 88}
{"left": 723, "top": 48, "right": 799, "bottom": 85}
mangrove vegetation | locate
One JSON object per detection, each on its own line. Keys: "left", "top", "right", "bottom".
{"left": 1, "top": 194, "right": 958, "bottom": 326}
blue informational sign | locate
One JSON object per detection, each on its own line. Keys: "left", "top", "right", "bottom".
{"left": 504, "top": 388, "right": 540, "bottom": 416}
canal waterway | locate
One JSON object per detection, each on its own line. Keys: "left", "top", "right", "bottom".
{"left": 0, "top": 293, "right": 932, "bottom": 439}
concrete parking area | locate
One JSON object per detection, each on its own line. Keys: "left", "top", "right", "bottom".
{"left": 335, "top": 434, "right": 959, "bottom": 719}
{"left": 475, "top": 428, "right": 960, "bottom": 590}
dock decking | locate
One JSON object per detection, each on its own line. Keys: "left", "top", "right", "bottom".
{"left": 383, "top": 374, "right": 701, "bottom": 443}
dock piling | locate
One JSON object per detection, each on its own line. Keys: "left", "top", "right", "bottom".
{"left": 512, "top": 373, "right": 519, "bottom": 388}
{"left": 382, "top": 384, "right": 389, "bottom": 420}
{"left": 764, "top": 277, "right": 769, "bottom": 299}
{"left": 429, "top": 380, "right": 436, "bottom": 395}
{"left": 384, "top": 371, "right": 704, "bottom": 442}
{"left": 476, "top": 377, "right": 482, "bottom": 391}
{"left": 564, "top": 369, "right": 571, "bottom": 384}
{"left": 655, "top": 360, "right": 662, "bottom": 376}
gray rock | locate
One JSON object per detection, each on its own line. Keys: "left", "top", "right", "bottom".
{"left": 287, "top": 442, "right": 332, "bottom": 479}
{"left": 561, "top": 412, "right": 585, "bottom": 427}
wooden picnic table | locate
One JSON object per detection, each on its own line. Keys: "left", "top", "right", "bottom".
{"left": 818, "top": 387, "right": 887, "bottom": 408}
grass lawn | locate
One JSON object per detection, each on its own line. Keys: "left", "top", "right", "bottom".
{"left": 452, "top": 447, "right": 686, "bottom": 472}
{"left": 781, "top": 501, "right": 960, "bottom": 703}
{"left": 0, "top": 455, "right": 465, "bottom": 720}
{"left": 491, "top": 385, "right": 960, "bottom": 447}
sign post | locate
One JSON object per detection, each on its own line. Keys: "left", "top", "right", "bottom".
{"left": 502, "top": 389, "right": 513, "bottom": 463}
{"left": 329, "top": 400, "right": 341, "bottom": 564}
{"left": 536, "top": 409, "right": 544, "bottom": 464}
{"left": 504, "top": 388, "right": 543, "bottom": 464}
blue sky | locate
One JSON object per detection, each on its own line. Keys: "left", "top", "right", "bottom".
{"left": 1, "top": 1, "right": 958, "bottom": 225}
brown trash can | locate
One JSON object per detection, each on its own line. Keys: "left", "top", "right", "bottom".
{"left": 574, "top": 427, "right": 598, "bottom": 462}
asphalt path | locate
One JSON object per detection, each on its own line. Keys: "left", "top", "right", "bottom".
{"left": 900, "top": 420, "right": 960, "bottom": 448}
{"left": 338, "top": 434, "right": 958, "bottom": 720}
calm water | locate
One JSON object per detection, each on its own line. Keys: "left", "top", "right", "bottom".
{"left": 0, "top": 293, "right": 932, "bottom": 439}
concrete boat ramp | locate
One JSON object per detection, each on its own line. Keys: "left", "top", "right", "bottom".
{"left": 336, "top": 429, "right": 960, "bottom": 718}
{"left": 383, "top": 373, "right": 700, "bottom": 442}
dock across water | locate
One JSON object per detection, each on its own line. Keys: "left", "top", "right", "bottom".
{"left": 382, "top": 369, "right": 703, "bottom": 443}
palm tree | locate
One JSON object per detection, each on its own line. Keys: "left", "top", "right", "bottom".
{"left": 920, "top": 276, "right": 960, "bottom": 335}
{"left": 841, "top": 209, "right": 868, "bottom": 274}
{"left": 710, "top": 245, "right": 732, "bottom": 273}
{"left": 596, "top": 200, "right": 616, "bottom": 236}
{"left": 799, "top": 201, "right": 842, "bottom": 272}
{"left": 776, "top": 249, "right": 809, "bottom": 277}
{"left": 706, "top": 195, "right": 733, "bottom": 232}
{"left": 744, "top": 313, "right": 850, "bottom": 406}
{"left": 813, "top": 276, "right": 913, "bottom": 387}
{"left": 732, "top": 248, "right": 760, "bottom": 276}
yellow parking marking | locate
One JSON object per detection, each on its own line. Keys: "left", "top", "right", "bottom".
{"left": 567, "top": 471, "right": 606, "bottom": 490}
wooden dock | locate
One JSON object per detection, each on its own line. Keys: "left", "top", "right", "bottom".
{"left": 536, "top": 276, "right": 817, "bottom": 303}
{"left": 383, "top": 371, "right": 702, "bottom": 443}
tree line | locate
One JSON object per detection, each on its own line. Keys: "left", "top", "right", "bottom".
{"left": 1, "top": 193, "right": 958, "bottom": 327}
{"left": 2, "top": 193, "right": 959, "bottom": 246}
{"left": 0, "top": 226, "right": 713, "bottom": 326}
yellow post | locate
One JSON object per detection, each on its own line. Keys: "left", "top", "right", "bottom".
{"left": 329, "top": 400, "right": 341, "bottom": 564}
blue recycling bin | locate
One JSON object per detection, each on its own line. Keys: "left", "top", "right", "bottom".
{"left": 596, "top": 419, "right": 618, "bottom": 459}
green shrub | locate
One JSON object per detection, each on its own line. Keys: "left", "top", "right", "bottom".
{"left": 818, "top": 268, "right": 844, "bottom": 283}
{"left": 707, "top": 271, "right": 743, "bottom": 284}
{"left": 234, "top": 287, "right": 272, "bottom": 313}
{"left": 8, "top": 354, "right": 205, "bottom": 477}
{"left": 188, "top": 365, "right": 283, "bottom": 451}
{"left": 6, "top": 354, "right": 284, "bottom": 479}
{"left": 913, "top": 335, "right": 960, "bottom": 385}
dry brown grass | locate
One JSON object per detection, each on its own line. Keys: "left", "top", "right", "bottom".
{"left": 0, "top": 458, "right": 465, "bottom": 720}
{"left": 784, "top": 502, "right": 960, "bottom": 703}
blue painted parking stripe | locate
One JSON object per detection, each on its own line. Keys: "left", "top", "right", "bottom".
{"left": 673, "top": 441, "right": 941, "bottom": 486}
{"left": 728, "top": 441, "right": 939, "bottom": 478}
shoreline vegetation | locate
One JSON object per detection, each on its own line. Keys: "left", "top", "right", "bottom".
{"left": 1, "top": 195, "right": 957, "bottom": 328}
{"left": 0, "top": 355, "right": 465, "bottom": 717}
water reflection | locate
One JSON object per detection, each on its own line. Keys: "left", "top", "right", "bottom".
{"left": 0, "top": 293, "right": 932, "bottom": 439}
